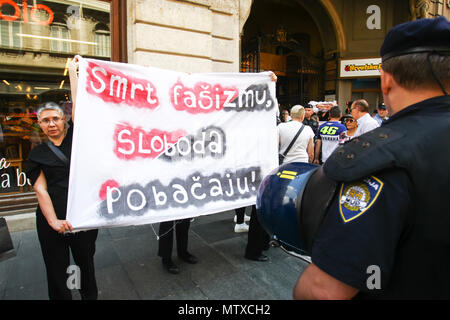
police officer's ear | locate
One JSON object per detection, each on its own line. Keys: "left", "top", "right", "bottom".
{"left": 380, "top": 69, "right": 394, "bottom": 95}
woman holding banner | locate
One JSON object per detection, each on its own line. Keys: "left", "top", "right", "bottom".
{"left": 26, "top": 57, "right": 98, "bottom": 300}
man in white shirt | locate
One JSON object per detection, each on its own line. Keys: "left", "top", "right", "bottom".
{"left": 351, "top": 99, "right": 380, "bottom": 137}
{"left": 278, "top": 105, "right": 315, "bottom": 163}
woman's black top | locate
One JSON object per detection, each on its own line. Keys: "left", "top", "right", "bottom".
{"left": 26, "top": 120, "right": 73, "bottom": 220}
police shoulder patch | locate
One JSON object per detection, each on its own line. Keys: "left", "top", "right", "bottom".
{"left": 338, "top": 176, "right": 384, "bottom": 223}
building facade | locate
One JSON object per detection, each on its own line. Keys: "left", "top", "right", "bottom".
{"left": 125, "top": 0, "right": 449, "bottom": 110}
{"left": 0, "top": 0, "right": 448, "bottom": 225}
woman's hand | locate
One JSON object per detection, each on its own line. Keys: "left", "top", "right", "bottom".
{"left": 33, "top": 172, "right": 73, "bottom": 234}
{"left": 49, "top": 219, "right": 73, "bottom": 233}
{"left": 68, "top": 55, "right": 80, "bottom": 74}
{"left": 269, "top": 71, "right": 277, "bottom": 82}
{"left": 68, "top": 55, "right": 80, "bottom": 121}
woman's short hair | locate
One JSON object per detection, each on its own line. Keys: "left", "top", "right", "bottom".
{"left": 290, "top": 105, "right": 305, "bottom": 119}
{"left": 37, "top": 102, "right": 64, "bottom": 120}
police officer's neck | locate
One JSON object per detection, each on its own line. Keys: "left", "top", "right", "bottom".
{"left": 385, "top": 86, "right": 446, "bottom": 116}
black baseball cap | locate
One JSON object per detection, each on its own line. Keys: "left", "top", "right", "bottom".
{"left": 380, "top": 16, "right": 450, "bottom": 62}
{"left": 377, "top": 103, "right": 386, "bottom": 110}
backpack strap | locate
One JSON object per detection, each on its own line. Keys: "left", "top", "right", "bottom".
{"left": 282, "top": 124, "right": 305, "bottom": 157}
{"left": 45, "top": 140, "right": 69, "bottom": 166}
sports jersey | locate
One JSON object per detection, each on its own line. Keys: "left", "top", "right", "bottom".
{"left": 316, "top": 121, "right": 347, "bottom": 162}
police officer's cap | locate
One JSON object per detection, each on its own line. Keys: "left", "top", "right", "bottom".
{"left": 380, "top": 16, "right": 450, "bottom": 62}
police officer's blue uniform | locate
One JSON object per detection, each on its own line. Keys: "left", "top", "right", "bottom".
{"left": 309, "top": 16, "right": 450, "bottom": 298}
{"left": 312, "top": 169, "right": 412, "bottom": 298}
{"left": 314, "top": 95, "right": 450, "bottom": 299}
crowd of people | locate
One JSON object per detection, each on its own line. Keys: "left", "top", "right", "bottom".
{"left": 277, "top": 98, "right": 385, "bottom": 166}
{"left": 222, "top": 98, "right": 387, "bottom": 267}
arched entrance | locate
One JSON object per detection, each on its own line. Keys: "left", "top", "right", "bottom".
{"left": 240, "top": 0, "right": 340, "bottom": 110}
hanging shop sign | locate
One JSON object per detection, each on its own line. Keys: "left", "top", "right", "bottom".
{"left": 67, "top": 56, "right": 279, "bottom": 231}
{"left": 339, "top": 58, "right": 382, "bottom": 78}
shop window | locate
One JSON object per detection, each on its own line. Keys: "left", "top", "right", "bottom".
{"left": 352, "top": 78, "right": 379, "bottom": 90}
{"left": 351, "top": 78, "right": 381, "bottom": 113}
{"left": 0, "top": 20, "right": 22, "bottom": 49}
{"left": 0, "top": 0, "right": 121, "bottom": 199}
{"left": 0, "top": 1, "right": 127, "bottom": 200}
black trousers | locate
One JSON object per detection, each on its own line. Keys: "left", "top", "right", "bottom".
{"left": 36, "top": 214, "right": 98, "bottom": 300}
{"left": 158, "top": 218, "right": 191, "bottom": 260}
{"left": 245, "top": 205, "right": 270, "bottom": 258}
{"left": 235, "top": 207, "right": 246, "bottom": 224}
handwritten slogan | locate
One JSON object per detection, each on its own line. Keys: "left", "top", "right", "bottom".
{"left": 67, "top": 57, "right": 278, "bottom": 230}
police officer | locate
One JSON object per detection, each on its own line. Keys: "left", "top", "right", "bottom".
{"left": 292, "top": 17, "right": 450, "bottom": 299}
{"left": 302, "top": 104, "right": 319, "bottom": 136}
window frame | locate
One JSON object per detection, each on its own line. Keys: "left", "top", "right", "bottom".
{"left": 0, "top": 20, "right": 22, "bottom": 49}
{"left": 50, "top": 22, "right": 71, "bottom": 53}
{"left": 107, "top": 0, "right": 127, "bottom": 62}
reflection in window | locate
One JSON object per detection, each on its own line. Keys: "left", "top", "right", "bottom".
{"left": 0, "top": 20, "right": 22, "bottom": 49}
{"left": 94, "top": 23, "right": 110, "bottom": 57}
{"left": 50, "top": 23, "right": 71, "bottom": 53}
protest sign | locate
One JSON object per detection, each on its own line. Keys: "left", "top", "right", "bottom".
{"left": 67, "top": 56, "right": 278, "bottom": 230}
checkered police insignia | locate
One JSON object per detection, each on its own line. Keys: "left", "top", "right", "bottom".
{"left": 339, "top": 176, "right": 384, "bottom": 223}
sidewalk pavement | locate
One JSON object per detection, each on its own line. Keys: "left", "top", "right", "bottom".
{"left": 0, "top": 209, "right": 308, "bottom": 300}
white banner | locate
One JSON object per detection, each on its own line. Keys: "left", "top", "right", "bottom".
{"left": 67, "top": 57, "right": 278, "bottom": 230}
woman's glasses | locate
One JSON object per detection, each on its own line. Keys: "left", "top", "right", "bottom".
{"left": 39, "top": 117, "right": 63, "bottom": 125}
